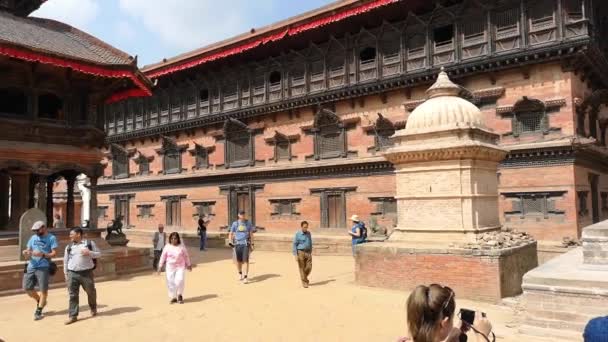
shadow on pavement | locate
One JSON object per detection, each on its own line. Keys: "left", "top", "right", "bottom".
{"left": 98, "top": 306, "right": 141, "bottom": 316}
{"left": 45, "top": 304, "right": 108, "bottom": 317}
{"left": 310, "top": 279, "right": 336, "bottom": 286}
{"left": 247, "top": 274, "right": 280, "bottom": 283}
{"left": 184, "top": 294, "right": 218, "bottom": 303}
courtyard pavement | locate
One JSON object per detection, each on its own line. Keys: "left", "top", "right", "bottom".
{"left": 0, "top": 248, "right": 571, "bottom": 342}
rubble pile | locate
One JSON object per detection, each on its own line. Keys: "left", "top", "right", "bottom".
{"left": 457, "top": 230, "right": 536, "bottom": 250}
{"left": 561, "top": 237, "right": 581, "bottom": 248}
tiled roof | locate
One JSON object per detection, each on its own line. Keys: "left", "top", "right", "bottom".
{"left": 0, "top": 10, "right": 134, "bottom": 65}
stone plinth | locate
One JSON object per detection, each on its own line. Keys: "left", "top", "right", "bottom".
{"left": 355, "top": 241, "right": 538, "bottom": 302}
{"left": 521, "top": 220, "right": 608, "bottom": 339}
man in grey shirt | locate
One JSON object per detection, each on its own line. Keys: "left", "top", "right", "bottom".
{"left": 152, "top": 224, "right": 166, "bottom": 271}
{"left": 63, "top": 227, "right": 101, "bottom": 325}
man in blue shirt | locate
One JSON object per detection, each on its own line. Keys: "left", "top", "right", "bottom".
{"left": 22, "top": 220, "right": 58, "bottom": 320}
{"left": 293, "top": 221, "right": 313, "bottom": 288}
{"left": 228, "top": 211, "right": 254, "bottom": 284}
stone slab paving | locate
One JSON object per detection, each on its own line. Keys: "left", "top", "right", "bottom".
{"left": 0, "top": 249, "right": 573, "bottom": 342}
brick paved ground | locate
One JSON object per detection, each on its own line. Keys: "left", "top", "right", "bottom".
{"left": 0, "top": 248, "right": 572, "bottom": 342}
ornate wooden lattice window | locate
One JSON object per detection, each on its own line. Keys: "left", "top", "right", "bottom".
{"left": 110, "top": 194, "right": 135, "bottom": 227}
{"left": 503, "top": 192, "right": 566, "bottom": 219}
{"left": 578, "top": 191, "right": 589, "bottom": 217}
{"left": 136, "top": 204, "right": 155, "bottom": 219}
{"left": 380, "top": 27, "right": 401, "bottom": 76}
{"left": 266, "top": 131, "right": 295, "bottom": 162}
{"left": 192, "top": 201, "right": 216, "bottom": 217}
{"left": 133, "top": 153, "right": 152, "bottom": 176}
{"left": 564, "top": 0, "right": 584, "bottom": 22}
{"left": 110, "top": 144, "right": 129, "bottom": 179}
{"left": 156, "top": 136, "right": 186, "bottom": 175}
{"left": 185, "top": 87, "right": 197, "bottom": 119}
{"left": 373, "top": 113, "right": 396, "bottom": 150}
{"left": 289, "top": 57, "right": 306, "bottom": 97}
{"left": 223, "top": 81, "right": 239, "bottom": 110}
{"left": 327, "top": 39, "right": 346, "bottom": 88}
{"left": 311, "top": 187, "right": 356, "bottom": 228}
{"left": 0, "top": 88, "right": 28, "bottom": 116}
{"left": 162, "top": 195, "right": 186, "bottom": 227}
{"left": 224, "top": 118, "right": 254, "bottom": 168}
{"left": 461, "top": 9, "right": 487, "bottom": 59}
{"left": 528, "top": 0, "right": 555, "bottom": 31}
{"left": 269, "top": 198, "right": 301, "bottom": 217}
{"left": 511, "top": 97, "right": 549, "bottom": 136}
{"left": 38, "top": 93, "right": 64, "bottom": 120}
{"left": 189, "top": 143, "right": 213, "bottom": 170}
{"left": 405, "top": 19, "right": 427, "bottom": 70}
{"left": 159, "top": 91, "right": 169, "bottom": 124}
{"left": 199, "top": 87, "right": 210, "bottom": 115}
{"left": 494, "top": 6, "right": 520, "bottom": 52}
{"left": 312, "top": 109, "right": 347, "bottom": 160}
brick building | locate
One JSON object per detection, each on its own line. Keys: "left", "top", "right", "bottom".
{"left": 98, "top": 0, "right": 608, "bottom": 242}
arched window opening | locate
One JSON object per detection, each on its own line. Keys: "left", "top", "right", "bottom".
{"left": 0, "top": 88, "right": 28, "bottom": 115}
{"left": 38, "top": 93, "right": 63, "bottom": 120}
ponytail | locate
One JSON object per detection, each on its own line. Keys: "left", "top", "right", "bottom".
{"left": 406, "top": 284, "right": 456, "bottom": 342}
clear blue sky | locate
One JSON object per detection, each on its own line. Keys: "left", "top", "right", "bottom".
{"left": 33, "top": 0, "right": 335, "bottom": 68}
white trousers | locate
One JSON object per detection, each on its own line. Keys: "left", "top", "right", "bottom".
{"left": 165, "top": 265, "right": 185, "bottom": 299}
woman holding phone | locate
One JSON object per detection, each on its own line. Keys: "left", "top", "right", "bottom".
{"left": 398, "top": 284, "right": 494, "bottom": 342}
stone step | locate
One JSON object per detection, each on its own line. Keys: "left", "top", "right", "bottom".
{"left": 0, "top": 237, "right": 17, "bottom": 247}
{"left": 0, "top": 245, "right": 18, "bottom": 262}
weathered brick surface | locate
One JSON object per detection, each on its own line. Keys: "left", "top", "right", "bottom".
{"left": 355, "top": 242, "right": 538, "bottom": 302}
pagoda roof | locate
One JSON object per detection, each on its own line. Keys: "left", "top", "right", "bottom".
{"left": 142, "top": 0, "right": 400, "bottom": 78}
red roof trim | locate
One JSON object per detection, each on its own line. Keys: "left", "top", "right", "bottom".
{"left": 0, "top": 44, "right": 152, "bottom": 101}
{"left": 146, "top": 0, "right": 398, "bottom": 79}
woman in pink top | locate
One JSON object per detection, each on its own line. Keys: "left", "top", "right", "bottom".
{"left": 157, "top": 232, "right": 192, "bottom": 304}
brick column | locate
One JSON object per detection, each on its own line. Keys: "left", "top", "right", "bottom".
{"left": 7, "top": 171, "right": 31, "bottom": 230}
{"left": 66, "top": 174, "right": 76, "bottom": 228}
{"left": 0, "top": 173, "right": 9, "bottom": 229}
{"left": 46, "top": 177, "right": 55, "bottom": 227}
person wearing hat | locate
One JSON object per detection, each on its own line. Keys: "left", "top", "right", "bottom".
{"left": 347, "top": 215, "right": 367, "bottom": 256}
{"left": 22, "top": 220, "right": 58, "bottom": 320}
{"left": 228, "top": 211, "right": 254, "bottom": 283}
{"left": 584, "top": 316, "right": 608, "bottom": 342}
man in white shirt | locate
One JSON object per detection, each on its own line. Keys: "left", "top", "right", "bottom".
{"left": 152, "top": 224, "right": 166, "bottom": 271}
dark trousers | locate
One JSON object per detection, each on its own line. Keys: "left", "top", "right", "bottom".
{"left": 297, "top": 250, "right": 312, "bottom": 284}
{"left": 199, "top": 230, "right": 207, "bottom": 250}
{"left": 67, "top": 270, "right": 96, "bottom": 318}
{"left": 153, "top": 249, "right": 162, "bottom": 271}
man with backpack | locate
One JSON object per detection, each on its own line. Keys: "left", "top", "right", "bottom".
{"left": 348, "top": 215, "right": 367, "bottom": 256}
{"left": 63, "top": 227, "right": 100, "bottom": 325}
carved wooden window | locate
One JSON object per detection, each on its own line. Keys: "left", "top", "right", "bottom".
{"left": 223, "top": 82, "right": 238, "bottom": 110}
{"left": 564, "top": 0, "right": 584, "bottom": 22}
{"left": 199, "top": 88, "right": 210, "bottom": 114}
{"left": 289, "top": 62, "right": 306, "bottom": 97}
{"left": 269, "top": 198, "right": 300, "bottom": 217}
{"left": 137, "top": 204, "right": 154, "bottom": 219}
{"left": 370, "top": 197, "right": 397, "bottom": 217}
{"left": 494, "top": 7, "right": 520, "bottom": 52}
{"left": 358, "top": 36, "right": 378, "bottom": 81}
{"left": 193, "top": 201, "right": 215, "bottom": 217}
{"left": 433, "top": 25, "right": 454, "bottom": 48}
{"left": 111, "top": 194, "right": 134, "bottom": 227}
{"left": 268, "top": 70, "right": 282, "bottom": 101}
{"left": 374, "top": 114, "right": 396, "bottom": 150}
{"left": 327, "top": 42, "right": 346, "bottom": 88}
{"left": 503, "top": 192, "right": 565, "bottom": 219}
{"left": 111, "top": 145, "right": 129, "bottom": 179}
{"left": 134, "top": 154, "right": 150, "bottom": 175}
{"left": 309, "top": 56, "right": 325, "bottom": 92}
{"left": 461, "top": 13, "right": 487, "bottom": 59}
{"left": 0, "top": 88, "right": 28, "bottom": 115}
{"left": 313, "top": 109, "right": 346, "bottom": 160}
{"left": 38, "top": 93, "right": 64, "bottom": 121}
{"left": 164, "top": 149, "right": 181, "bottom": 174}
{"left": 512, "top": 98, "right": 548, "bottom": 136}
{"left": 159, "top": 92, "right": 169, "bottom": 124}
{"left": 185, "top": 88, "right": 197, "bottom": 118}
{"left": 224, "top": 119, "right": 253, "bottom": 168}
{"left": 211, "top": 87, "right": 220, "bottom": 112}
{"left": 125, "top": 100, "right": 134, "bottom": 131}
{"left": 528, "top": 0, "right": 555, "bottom": 31}
{"left": 380, "top": 30, "right": 401, "bottom": 76}
{"left": 135, "top": 99, "right": 144, "bottom": 129}
{"left": 240, "top": 78, "right": 251, "bottom": 107}
{"left": 194, "top": 145, "right": 209, "bottom": 169}
{"left": 406, "top": 30, "right": 427, "bottom": 70}
{"left": 276, "top": 140, "right": 290, "bottom": 161}
{"left": 311, "top": 188, "right": 355, "bottom": 228}
{"left": 578, "top": 191, "right": 589, "bottom": 216}
{"left": 164, "top": 197, "right": 182, "bottom": 226}
{"left": 147, "top": 98, "right": 159, "bottom": 126}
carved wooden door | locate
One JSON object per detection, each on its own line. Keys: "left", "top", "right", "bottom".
{"left": 327, "top": 194, "right": 342, "bottom": 228}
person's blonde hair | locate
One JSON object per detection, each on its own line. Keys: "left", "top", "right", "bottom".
{"left": 406, "top": 284, "right": 456, "bottom": 342}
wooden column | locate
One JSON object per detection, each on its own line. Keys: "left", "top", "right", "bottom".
{"left": 89, "top": 176, "right": 98, "bottom": 229}
{"left": 8, "top": 171, "right": 30, "bottom": 230}
{"left": 46, "top": 177, "right": 55, "bottom": 227}
{"left": 35, "top": 174, "right": 47, "bottom": 213}
{"left": 66, "top": 174, "right": 76, "bottom": 228}
{"left": 0, "top": 172, "right": 9, "bottom": 229}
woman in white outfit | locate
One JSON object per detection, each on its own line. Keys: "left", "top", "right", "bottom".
{"left": 157, "top": 232, "right": 192, "bottom": 304}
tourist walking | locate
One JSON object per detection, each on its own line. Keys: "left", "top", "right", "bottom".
{"left": 157, "top": 232, "right": 192, "bottom": 304}
{"left": 22, "top": 221, "right": 58, "bottom": 320}
{"left": 197, "top": 214, "right": 210, "bottom": 251}
{"left": 292, "top": 221, "right": 313, "bottom": 288}
{"left": 63, "top": 227, "right": 100, "bottom": 325}
{"left": 53, "top": 214, "right": 65, "bottom": 229}
{"left": 348, "top": 215, "right": 367, "bottom": 256}
{"left": 152, "top": 224, "right": 166, "bottom": 271}
{"left": 228, "top": 211, "right": 254, "bottom": 283}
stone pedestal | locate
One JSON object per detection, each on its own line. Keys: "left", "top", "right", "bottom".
{"left": 521, "top": 219, "right": 608, "bottom": 339}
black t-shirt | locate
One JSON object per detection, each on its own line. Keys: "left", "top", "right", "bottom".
{"left": 198, "top": 219, "right": 206, "bottom": 231}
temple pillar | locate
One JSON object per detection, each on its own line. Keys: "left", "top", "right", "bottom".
{"left": 7, "top": 171, "right": 31, "bottom": 229}
{"left": 89, "top": 176, "right": 98, "bottom": 229}
{"left": 35, "top": 174, "right": 47, "bottom": 212}
{"left": 46, "top": 177, "right": 55, "bottom": 227}
{"left": 66, "top": 174, "right": 76, "bottom": 228}
{"left": 0, "top": 172, "right": 10, "bottom": 229}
